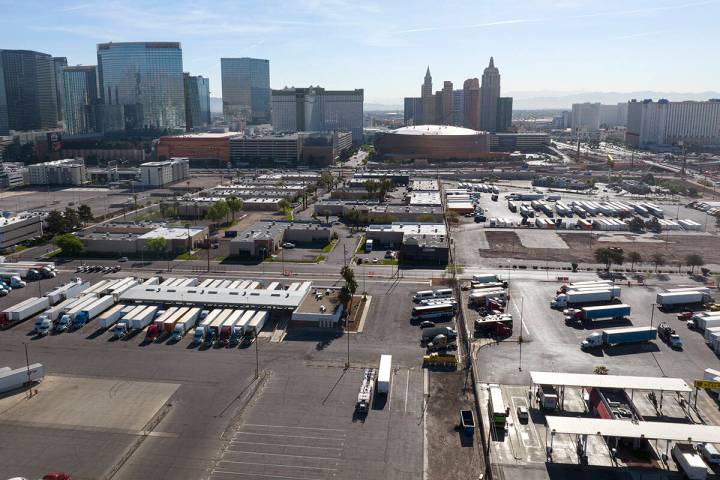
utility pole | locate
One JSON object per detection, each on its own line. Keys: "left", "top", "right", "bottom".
{"left": 254, "top": 335, "right": 260, "bottom": 379}
{"left": 206, "top": 235, "right": 210, "bottom": 272}
{"left": 519, "top": 297, "right": 524, "bottom": 371}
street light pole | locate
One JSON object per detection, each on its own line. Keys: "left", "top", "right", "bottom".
{"left": 254, "top": 335, "right": 259, "bottom": 379}
{"left": 650, "top": 303, "right": 655, "bottom": 328}
{"left": 519, "top": 297, "right": 524, "bottom": 371}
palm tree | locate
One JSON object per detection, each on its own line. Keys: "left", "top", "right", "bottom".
{"left": 651, "top": 253, "right": 666, "bottom": 272}
{"left": 225, "top": 196, "right": 243, "bottom": 223}
{"left": 627, "top": 251, "right": 642, "bottom": 271}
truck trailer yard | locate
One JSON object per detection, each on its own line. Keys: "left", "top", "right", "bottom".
{"left": 1, "top": 193, "right": 720, "bottom": 480}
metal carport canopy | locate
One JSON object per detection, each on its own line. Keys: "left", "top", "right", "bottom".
{"left": 530, "top": 371, "right": 691, "bottom": 393}
{"left": 546, "top": 416, "right": 720, "bottom": 443}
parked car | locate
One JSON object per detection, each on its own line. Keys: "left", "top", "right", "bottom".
{"left": 419, "top": 321, "right": 436, "bottom": 329}
{"left": 118, "top": 257, "right": 128, "bottom": 262}
{"left": 517, "top": 406, "right": 529, "bottom": 423}
{"left": 282, "top": 242, "right": 295, "bottom": 249}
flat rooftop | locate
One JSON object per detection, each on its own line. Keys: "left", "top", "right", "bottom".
{"left": 546, "top": 416, "right": 720, "bottom": 443}
{"left": 295, "top": 287, "right": 341, "bottom": 315}
{"left": 409, "top": 192, "right": 442, "bottom": 206}
{"left": 160, "top": 132, "right": 240, "bottom": 139}
{"left": 410, "top": 179, "right": 439, "bottom": 191}
{"left": 367, "top": 222, "right": 446, "bottom": 236}
{"left": 138, "top": 226, "right": 206, "bottom": 240}
{"left": 530, "top": 371, "right": 692, "bottom": 393}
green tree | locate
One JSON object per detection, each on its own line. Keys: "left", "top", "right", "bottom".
{"left": 594, "top": 247, "right": 624, "bottom": 270}
{"left": 320, "top": 170, "right": 334, "bottom": 191}
{"left": 53, "top": 233, "right": 84, "bottom": 256}
{"left": 145, "top": 237, "right": 168, "bottom": 258}
{"left": 627, "top": 251, "right": 642, "bottom": 270}
{"left": 205, "top": 200, "right": 229, "bottom": 224}
{"left": 378, "top": 179, "right": 393, "bottom": 202}
{"left": 651, "top": 253, "right": 666, "bottom": 272}
{"left": 63, "top": 207, "right": 81, "bottom": 231}
{"left": 646, "top": 217, "right": 662, "bottom": 233}
{"left": 364, "top": 180, "right": 378, "bottom": 199}
{"left": 225, "top": 195, "right": 243, "bottom": 222}
{"left": 338, "top": 284, "right": 352, "bottom": 308}
{"left": 46, "top": 210, "right": 66, "bottom": 235}
{"left": 685, "top": 253, "right": 704, "bottom": 274}
{"left": 445, "top": 210, "right": 459, "bottom": 224}
{"left": 277, "top": 198, "right": 291, "bottom": 213}
{"left": 627, "top": 217, "right": 645, "bottom": 233}
{"left": 77, "top": 204, "right": 93, "bottom": 223}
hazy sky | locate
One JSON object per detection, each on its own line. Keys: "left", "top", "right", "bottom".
{"left": 1, "top": 0, "right": 718, "bottom": 104}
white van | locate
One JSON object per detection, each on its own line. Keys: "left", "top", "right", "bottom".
{"left": 413, "top": 290, "right": 435, "bottom": 302}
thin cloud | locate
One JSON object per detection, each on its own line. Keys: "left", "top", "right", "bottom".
{"left": 396, "top": 18, "right": 539, "bottom": 34}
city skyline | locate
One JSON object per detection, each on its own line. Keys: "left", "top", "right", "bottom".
{"left": 1, "top": 0, "right": 719, "bottom": 106}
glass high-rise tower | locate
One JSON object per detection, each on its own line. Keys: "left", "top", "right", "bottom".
{"left": 184, "top": 73, "right": 210, "bottom": 131}
{"left": 221, "top": 57, "right": 270, "bottom": 125}
{"left": 0, "top": 49, "right": 59, "bottom": 135}
{"left": 63, "top": 66, "right": 98, "bottom": 135}
{"left": 96, "top": 42, "right": 185, "bottom": 131}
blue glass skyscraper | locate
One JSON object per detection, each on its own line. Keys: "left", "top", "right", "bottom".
{"left": 97, "top": 42, "right": 185, "bottom": 131}
{"left": 221, "top": 57, "right": 270, "bottom": 125}
{"left": 63, "top": 66, "right": 98, "bottom": 135}
{"left": 184, "top": 73, "right": 210, "bottom": 130}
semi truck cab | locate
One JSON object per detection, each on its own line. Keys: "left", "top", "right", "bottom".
{"left": 34, "top": 316, "right": 52, "bottom": 336}
{"left": 56, "top": 314, "right": 71, "bottom": 332}
{"left": 113, "top": 321, "right": 129, "bottom": 339}
{"left": 192, "top": 327, "right": 204, "bottom": 345}
{"left": 581, "top": 333, "right": 603, "bottom": 349}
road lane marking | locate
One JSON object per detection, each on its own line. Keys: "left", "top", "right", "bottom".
{"left": 243, "top": 423, "right": 346, "bottom": 432}
{"left": 212, "top": 471, "right": 324, "bottom": 480}
{"left": 225, "top": 450, "right": 339, "bottom": 460}
{"left": 219, "top": 460, "right": 338, "bottom": 471}
{"left": 229, "top": 441, "right": 342, "bottom": 451}
{"left": 404, "top": 369, "right": 410, "bottom": 413}
{"left": 234, "top": 431, "right": 345, "bottom": 441}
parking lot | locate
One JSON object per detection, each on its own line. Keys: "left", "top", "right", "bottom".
{"left": 467, "top": 272, "right": 720, "bottom": 479}
{"left": 0, "top": 265, "right": 437, "bottom": 479}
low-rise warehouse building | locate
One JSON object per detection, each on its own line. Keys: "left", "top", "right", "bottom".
{"left": 139, "top": 157, "right": 189, "bottom": 187}
{"left": 0, "top": 212, "right": 46, "bottom": 251}
{"left": 291, "top": 287, "right": 343, "bottom": 328}
{"left": 314, "top": 201, "right": 444, "bottom": 223}
{"left": 366, "top": 222, "right": 448, "bottom": 264}
{"left": 77, "top": 223, "right": 207, "bottom": 255}
{"left": 409, "top": 191, "right": 443, "bottom": 207}
{"left": 174, "top": 197, "right": 283, "bottom": 217}
{"left": 230, "top": 221, "right": 333, "bottom": 258}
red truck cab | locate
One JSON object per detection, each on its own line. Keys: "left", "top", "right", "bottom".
{"left": 145, "top": 323, "right": 162, "bottom": 342}
{"left": 219, "top": 325, "right": 231, "bottom": 346}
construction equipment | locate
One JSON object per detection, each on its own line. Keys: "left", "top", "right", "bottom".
{"left": 423, "top": 352, "right": 458, "bottom": 370}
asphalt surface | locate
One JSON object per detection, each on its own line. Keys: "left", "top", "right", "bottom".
{"left": 0, "top": 268, "right": 429, "bottom": 480}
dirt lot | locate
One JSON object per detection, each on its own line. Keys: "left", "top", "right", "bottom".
{"left": 426, "top": 370, "right": 485, "bottom": 480}
{"left": 480, "top": 230, "right": 720, "bottom": 267}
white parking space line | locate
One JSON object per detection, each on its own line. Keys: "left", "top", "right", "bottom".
{"left": 230, "top": 441, "right": 343, "bottom": 451}
{"left": 219, "top": 460, "right": 338, "bottom": 471}
{"left": 213, "top": 471, "right": 325, "bottom": 480}
{"left": 243, "top": 423, "right": 346, "bottom": 432}
{"left": 225, "top": 450, "right": 340, "bottom": 460}
{"left": 404, "top": 369, "right": 410, "bottom": 413}
{"left": 234, "top": 431, "right": 345, "bottom": 441}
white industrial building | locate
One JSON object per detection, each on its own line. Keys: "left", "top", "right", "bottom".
{"left": 626, "top": 99, "right": 720, "bottom": 149}
{"left": 28, "top": 158, "right": 86, "bottom": 186}
{"left": 0, "top": 212, "right": 46, "bottom": 250}
{"left": 140, "top": 157, "right": 189, "bottom": 187}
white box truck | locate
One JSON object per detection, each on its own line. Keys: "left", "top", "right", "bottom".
{"left": 377, "top": 354, "right": 392, "bottom": 395}
{"left": 551, "top": 287, "right": 621, "bottom": 309}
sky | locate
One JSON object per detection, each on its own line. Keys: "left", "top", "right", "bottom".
{"left": 1, "top": 0, "right": 719, "bottom": 105}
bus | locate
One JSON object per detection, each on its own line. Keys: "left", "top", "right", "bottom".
{"left": 411, "top": 303, "right": 455, "bottom": 322}
{"left": 488, "top": 384, "right": 507, "bottom": 427}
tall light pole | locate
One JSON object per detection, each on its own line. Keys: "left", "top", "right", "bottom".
{"left": 650, "top": 303, "right": 655, "bottom": 328}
